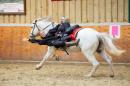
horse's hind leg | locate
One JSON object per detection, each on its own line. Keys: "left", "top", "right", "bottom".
{"left": 98, "top": 50, "right": 114, "bottom": 77}
{"left": 36, "top": 46, "right": 55, "bottom": 70}
{"left": 82, "top": 50, "right": 100, "bottom": 78}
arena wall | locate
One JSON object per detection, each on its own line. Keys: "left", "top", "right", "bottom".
{"left": 0, "top": 24, "right": 129, "bottom": 63}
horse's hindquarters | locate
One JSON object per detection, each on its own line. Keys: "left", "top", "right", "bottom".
{"left": 76, "top": 28, "right": 99, "bottom": 52}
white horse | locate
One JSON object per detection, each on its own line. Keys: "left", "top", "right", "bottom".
{"left": 29, "top": 18, "right": 125, "bottom": 78}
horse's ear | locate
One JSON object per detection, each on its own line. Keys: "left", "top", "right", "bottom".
{"left": 32, "top": 19, "right": 36, "bottom": 24}
{"left": 35, "top": 20, "right": 37, "bottom": 23}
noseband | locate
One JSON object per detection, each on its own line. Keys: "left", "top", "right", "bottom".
{"left": 31, "top": 20, "right": 54, "bottom": 37}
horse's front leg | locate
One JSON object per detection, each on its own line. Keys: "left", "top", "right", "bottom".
{"left": 36, "top": 46, "right": 55, "bottom": 70}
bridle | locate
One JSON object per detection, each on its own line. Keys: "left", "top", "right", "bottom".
{"left": 31, "top": 20, "right": 54, "bottom": 37}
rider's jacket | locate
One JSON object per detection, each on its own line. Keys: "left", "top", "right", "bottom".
{"left": 45, "top": 22, "right": 71, "bottom": 38}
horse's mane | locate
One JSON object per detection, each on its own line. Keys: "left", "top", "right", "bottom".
{"left": 37, "top": 18, "right": 46, "bottom": 21}
{"left": 36, "top": 17, "right": 52, "bottom": 22}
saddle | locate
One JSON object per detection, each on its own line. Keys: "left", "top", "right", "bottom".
{"left": 69, "top": 27, "right": 81, "bottom": 41}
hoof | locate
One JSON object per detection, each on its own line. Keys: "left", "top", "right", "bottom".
{"left": 36, "top": 67, "right": 40, "bottom": 70}
{"left": 36, "top": 65, "right": 42, "bottom": 70}
{"left": 110, "top": 74, "right": 114, "bottom": 78}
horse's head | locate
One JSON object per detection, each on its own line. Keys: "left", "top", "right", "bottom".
{"left": 29, "top": 17, "right": 54, "bottom": 40}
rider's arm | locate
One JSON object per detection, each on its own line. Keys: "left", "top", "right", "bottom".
{"left": 49, "top": 24, "right": 60, "bottom": 33}
{"left": 28, "top": 38, "right": 48, "bottom": 45}
{"left": 29, "top": 36, "right": 58, "bottom": 45}
{"left": 28, "top": 39, "right": 42, "bottom": 43}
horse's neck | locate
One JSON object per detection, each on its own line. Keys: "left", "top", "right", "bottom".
{"left": 42, "top": 22, "right": 56, "bottom": 35}
{"left": 44, "top": 28, "right": 50, "bottom": 35}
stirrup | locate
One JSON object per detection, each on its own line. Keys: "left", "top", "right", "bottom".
{"left": 76, "top": 39, "right": 80, "bottom": 46}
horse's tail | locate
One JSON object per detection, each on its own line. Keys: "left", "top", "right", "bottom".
{"left": 98, "top": 33, "right": 125, "bottom": 56}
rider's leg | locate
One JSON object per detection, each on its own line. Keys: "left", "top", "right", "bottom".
{"left": 51, "top": 40, "right": 65, "bottom": 48}
{"left": 51, "top": 39, "right": 79, "bottom": 48}
{"left": 61, "top": 35, "right": 70, "bottom": 41}
{"left": 66, "top": 39, "right": 80, "bottom": 47}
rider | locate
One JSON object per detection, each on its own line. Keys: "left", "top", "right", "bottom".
{"left": 40, "top": 16, "right": 80, "bottom": 48}
{"left": 45, "top": 16, "right": 70, "bottom": 38}
{"left": 29, "top": 17, "right": 80, "bottom": 48}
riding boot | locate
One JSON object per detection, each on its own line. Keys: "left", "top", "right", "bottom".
{"left": 66, "top": 39, "right": 80, "bottom": 47}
